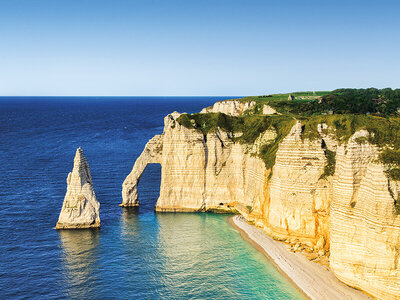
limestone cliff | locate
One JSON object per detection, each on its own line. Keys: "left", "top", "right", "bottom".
{"left": 56, "top": 147, "right": 100, "bottom": 229}
{"left": 330, "top": 132, "right": 400, "bottom": 299}
{"left": 251, "top": 121, "right": 333, "bottom": 253}
{"left": 122, "top": 111, "right": 264, "bottom": 212}
{"left": 121, "top": 134, "right": 163, "bottom": 207}
{"left": 262, "top": 104, "right": 278, "bottom": 115}
{"left": 200, "top": 99, "right": 255, "bottom": 116}
{"left": 122, "top": 102, "right": 400, "bottom": 299}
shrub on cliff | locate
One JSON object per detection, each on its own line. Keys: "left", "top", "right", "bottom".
{"left": 320, "top": 150, "right": 336, "bottom": 179}
{"left": 177, "top": 113, "right": 295, "bottom": 169}
{"left": 380, "top": 149, "right": 400, "bottom": 181}
{"left": 177, "top": 113, "right": 294, "bottom": 144}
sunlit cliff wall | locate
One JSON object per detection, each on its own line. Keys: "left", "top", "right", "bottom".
{"left": 121, "top": 102, "right": 400, "bottom": 299}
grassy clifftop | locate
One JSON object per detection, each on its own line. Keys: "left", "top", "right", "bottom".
{"left": 177, "top": 88, "right": 400, "bottom": 180}
{"left": 237, "top": 88, "right": 400, "bottom": 117}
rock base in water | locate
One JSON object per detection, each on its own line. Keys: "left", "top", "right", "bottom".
{"left": 56, "top": 221, "right": 100, "bottom": 229}
{"left": 56, "top": 147, "right": 101, "bottom": 230}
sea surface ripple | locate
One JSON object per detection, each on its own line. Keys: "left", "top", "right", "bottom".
{"left": 0, "top": 97, "right": 303, "bottom": 299}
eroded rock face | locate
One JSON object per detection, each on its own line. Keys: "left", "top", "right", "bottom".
{"left": 256, "top": 122, "right": 333, "bottom": 252}
{"left": 56, "top": 147, "right": 100, "bottom": 229}
{"left": 330, "top": 132, "right": 400, "bottom": 299}
{"left": 200, "top": 100, "right": 255, "bottom": 116}
{"left": 156, "top": 114, "right": 265, "bottom": 212}
{"left": 121, "top": 135, "right": 163, "bottom": 207}
{"left": 262, "top": 104, "right": 278, "bottom": 115}
{"left": 122, "top": 100, "right": 400, "bottom": 298}
{"left": 121, "top": 111, "right": 265, "bottom": 212}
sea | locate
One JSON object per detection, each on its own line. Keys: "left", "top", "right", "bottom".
{"left": 0, "top": 97, "right": 303, "bottom": 299}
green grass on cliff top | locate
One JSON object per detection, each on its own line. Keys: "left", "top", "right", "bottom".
{"left": 226, "top": 88, "right": 400, "bottom": 117}
{"left": 177, "top": 89, "right": 400, "bottom": 180}
{"left": 241, "top": 91, "right": 330, "bottom": 103}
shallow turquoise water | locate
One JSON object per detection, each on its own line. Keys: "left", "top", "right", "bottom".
{"left": 0, "top": 97, "right": 303, "bottom": 299}
{"left": 58, "top": 212, "right": 303, "bottom": 299}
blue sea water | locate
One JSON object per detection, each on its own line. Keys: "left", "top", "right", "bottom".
{"left": 0, "top": 97, "right": 303, "bottom": 299}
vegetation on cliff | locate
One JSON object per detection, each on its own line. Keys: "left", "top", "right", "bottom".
{"left": 380, "top": 149, "right": 400, "bottom": 181}
{"left": 319, "top": 88, "right": 400, "bottom": 115}
{"left": 177, "top": 113, "right": 295, "bottom": 169}
{"left": 243, "top": 88, "right": 400, "bottom": 117}
{"left": 320, "top": 150, "right": 336, "bottom": 179}
{"left": 300, "top": 114, "right": 400, "bottom": 180}
{"left": 177, "top": 88, "right": 400, "bottom": 180}
{"left": 177, "top": 112, "right": 293, "bottom": 144}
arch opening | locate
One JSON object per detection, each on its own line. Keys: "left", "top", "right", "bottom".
{"left": 137, "top": 163, "right": 162, "bottom": 211}
{"left": 121, "top": 134, "right": 163, "bottom": 207}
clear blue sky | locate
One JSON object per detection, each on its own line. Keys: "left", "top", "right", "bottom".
{"left": 0, "top": 0, "right": 399, "bottom": 96}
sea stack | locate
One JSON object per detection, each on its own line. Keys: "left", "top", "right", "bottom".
{"left": 56, "top": 147, "right": 100, "bottom": 229}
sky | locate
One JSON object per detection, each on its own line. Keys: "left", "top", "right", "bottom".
{"left": 0, "top": 0, "right": 399, "bottom": 96}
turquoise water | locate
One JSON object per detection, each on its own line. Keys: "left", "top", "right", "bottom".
{"left": 59, "top": 211, "right": 303, "bottom": 299}
{"left": 0, "top": 97, "right": 303, "bottom": 299}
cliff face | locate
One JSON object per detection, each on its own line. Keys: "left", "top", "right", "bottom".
{"left": 121, "top": 134, "right": 163, "bottom": 207}
{"left": 57, "top": 147, "right": 100, "bottom": 229}
{"left": 253, "top": 122, "right": 333, "bottom": 254}
{"left": 122, "top": 105, "right": 400, "bottom": 299}
{"left": 122, "top": 111, "right": 264, "bottom": 212}
{"left": 262, "top": 104, "right": 278, "bottom": 115}
{"left": 330, "top": 132, "right": 400, "bottom": 299}
{"left": 200, "top": 100, "right": 255, "bottom": 116}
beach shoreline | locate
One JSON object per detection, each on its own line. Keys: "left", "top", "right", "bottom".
{"left": 229, "top": 215, "right": 371, "bottom": 300}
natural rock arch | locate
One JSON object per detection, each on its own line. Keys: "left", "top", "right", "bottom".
{"left": 120, "top": 135, "right": 163, "bottom": 207}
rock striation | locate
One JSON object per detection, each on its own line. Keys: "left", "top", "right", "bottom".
{"left": 122, "top": 101, "right": 400, "bottom": 299}
{"left": 56, "top": 147, "right": 100, "bottom": 229}
{"left": 200, "top": 99, "right": 255, "bottom": 116}
{"left": 121, "top": 134, "right": 163, "bottom": 207}
{"left": 121, "top": 111, "right": 264, "bottom": 212}
{"left": 330, "top": 132, "right": 400, "bottom": 299}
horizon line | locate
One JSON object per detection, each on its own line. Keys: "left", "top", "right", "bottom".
{"left": 0, "top": 95, "right": 243, "bottom": 97}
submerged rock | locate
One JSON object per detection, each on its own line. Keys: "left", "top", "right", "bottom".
{"left": 56, "top": 147, "right": 100, "bottom": 229}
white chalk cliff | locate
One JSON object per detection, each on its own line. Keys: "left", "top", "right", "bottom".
{"left": 56, "top": 147, "right": 100, "bottom": 229}
{"left": 122, "top": 102, "right": 400, "bottom": 299}
{"left": 200, "top": 99, "right": 256, "bottom": 116}
{"left": 262, "top": 104, "right": 278, "bottom": 115}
